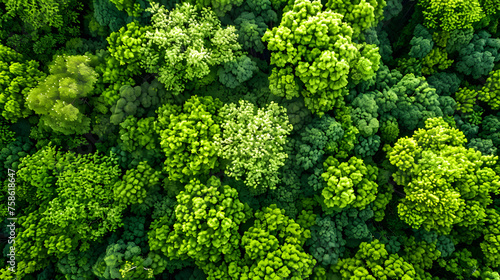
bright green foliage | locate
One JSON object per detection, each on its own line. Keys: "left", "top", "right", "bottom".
{"left": 456, "top": 31, "right": 500, "bottom": 79}
{"left": 0, "top": 44, "right": 46, "bottom": 122}
{"left": 93, "top": 239, "right": 154, "bottom": 279}
{"left": 114, "top": 161, "right": 161, "bottom": 205}
{"left": 478, "top": 70, "right": 500, "bottom": 110}
{"left": 148, "top": 177, "right": 251, "bottom": 266}
{"left": 388, "top": 117, "right": 500, "bottom": 234}
{"left": 421, "top": 47, "right": 454, "bottom": 75}
{"left": 418, "top": 0, "right": 485, "bottom": 31}
{"left": 0, "top": 0, "right": 74, "bottom": 30}
{"left": 14, "top": 211, "right": 50, "bottom": 277}
{"left": 4, "top": 0, "right": 500, "bottom": 277}
{"left": 216, "top": 100, "right": 292, "bottom": 193}
{"left": 262, "top": 0, "right": 381, "bottom": 115}
{"left": 236, "top": 204, "right": 316, "bottom": 280}
{"left": 482, "top": 270, "right": 500, "bottom": 280}
{"left": 437, "top": 249, "right": 481, "bottom": 279}
{"left": 270, "top": 113, "right": 357, "bottom": 218}
{"left": 141, "top": 2, "right": 241, "bottom": 94}
{"left": 402, "top": 235, "right": 441, "bottom": 272}
{"left": 155, "top": 95, "right": 223, "bottom": 182}
{"left": 120, "top": 260, "right": 154, "bottom": 279}
{"left": 332, "top": 240, "right": 417, "bottom": 279}
{"left": 14, "top": 149, "right": 124, "bottom": 278}
{"left": 107, "top": 21, "right": 150, "bottom": 73}
{"left": 296, "top": 209, "right": 316, "bottom": 229}
{"left": 218, "top": 55, "right": 259, "bottom": 88}
{"left": 26, "top": 55, "right": 98, "bottom": 135}
{"left": 92, "top": 50, "right": 137, "bottom": 106}
{"left": 481, "top": 208, "right": 500, "bottom": 267}
{"left": 188, "top": 0, "right": 244, "bottom": 16}
{"left": 109, "top": 0, "right": 145, "bottom": 17}
{"left": 43, "top": 151, "right": 124, "bottom": 242}
{"left": 118, "top": 116, "right": 158, "bottom": 152}
{"left": 455, "top": 87, "right": 479, "bottom": 113}
{"left": 325, "top": 0, "right": 386, "bottom": 38}
{"left": 320, "top": 156, "right": 378, "bottom": 212}
{"left": 332, "top": 109, "right": 360, "bottom": 159}
{"left": 16, "top": 145, "right": 62, "bottom": 207}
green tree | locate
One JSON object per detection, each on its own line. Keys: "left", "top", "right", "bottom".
{"left": 319, "top": 156, "right": 378, "bottom": 212}
{"left": 141, "top": 2, "right": 241, "bottom": 94}
{"left": 216, "top": 100, "right": 293, "bottom": 193}
{"left": 148, "top": 177, "right": 251, "bottom": 268}
{"left": 0, "top": 0, "right": 74, "bottom": 30}
{"left": 262, "top": 0, "right": 381, "bottom": 115}
{"left": 332, "top": 240, "right": 417, "bottom": 279}
{"left": 0, "top": 43, "right": 46, "bottom": 122}
{"left": 388, "top": 117, "right": 500, "bottom": 234}
{"left": 155, "top": 95, "right": 223, "bottom": 182}
{"left": 418, "top": 0, "right": 485, "bottom": 31}
{"left": 26, "top": 55, "right": 98, "bottom": 135}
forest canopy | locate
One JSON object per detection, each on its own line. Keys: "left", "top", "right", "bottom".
{"left": 0, "top": 0, "right": 500, "bottom": 279}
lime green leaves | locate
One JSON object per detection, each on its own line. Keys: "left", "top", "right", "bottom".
{"left": 216, "top": 100, "right": 292, "bottom": 193}
{"left": 26, "top": 55, "right": 98, "bottom": 135}
{"left": 418, "top": 0, "right": 484, "bottom": 31}
{"left": 0, "top": 44, "right": 45, "bottom": 122}
{"left": 107, "top": 21, "right": 150, "bottom": 75}
{"left": 320, "top": 156, "right": 378, "bottom": 212}
{"left": 389, "top": 117, "right": 500, "bottom": 234}
{"left": 142, "top": 2, "right": 241, "bottom": 95}
{"left": 156, "top": 96, "right": 223, "bottom": 182}
{"left": 149, "top": 177, "right": 251, "bottom": 265}
{"left": 114, "top": 161, "right": 161, "bottom": 205}
{"left": 262, "top": 0, "right": 380, "bottom": 115}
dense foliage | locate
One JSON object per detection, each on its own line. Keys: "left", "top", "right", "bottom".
{"left": 1, "top": 0, "right": 500, "bottom": 279}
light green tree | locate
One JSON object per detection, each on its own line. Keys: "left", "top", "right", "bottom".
{"left": 262, "top": 0, "right": 381, "bottom": 115}
{"left": 141, "top": 2, "right": 241, "bottom": 94}
{"left": 388, "top": 117, "right": 500, "bottom": 234}
{"left": 26, "top": 54, "right": 98, "bottom": 135}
